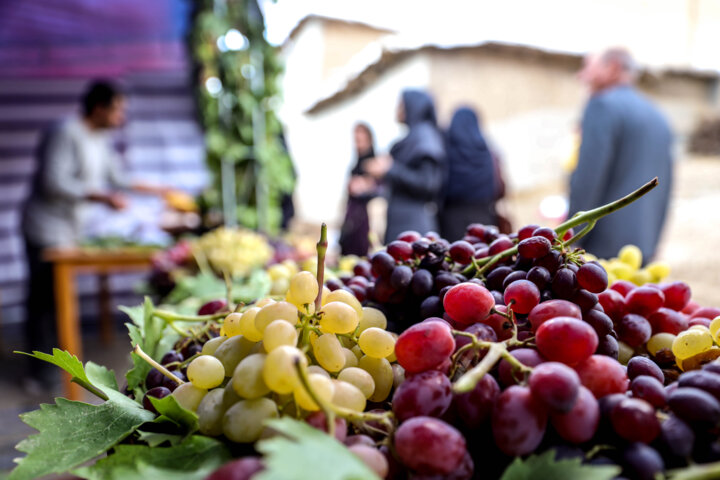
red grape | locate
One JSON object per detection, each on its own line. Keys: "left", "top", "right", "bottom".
{"left": 395, "top": 321, "right": 456, "bottom": 374}
{"left": 618, "top": 313, "right": 652, "bottom": 347}
{"left": 390, "top": 265, "right": 413, "bottom": 289}
{"left": 611, "top": 280, "right": 636, "bottom": 297}
{"left": 535, "top": 317, "right": 598, "bottom": 366}
{"left": 660, "top": 281, "right": 691, "bottom": 311}
{"left": 576, "top": 262, "right": 609, "bottom": 293}
{"left": 198, "top": 299, "right": 227, "bottom": 315}
{"left": 394, "top": 417, "right": 466, "bottom": 475}
{"left": 518, "top": 224, "right": 540, "bottom": 240}
{"left": 626, "top": 286, "right": 665, "bottom": 317}
{"left": 449, "top": 241, "right": 474, "bottom": 264}
{"left": 688, "top": 317, "right": 711, "bottom": 328}
{"left": 466, "top": 223, "right": 486, "bottom": 238}
{"left": 611, "top": 398, "right": 661, "bottom": 443}
{"left": 517, "top": 236, "right": 551, "bottom": 259}
{"left": 488, "top": 236, "right": 514, "bottom": 256}
{"left": 528, "top": 299, "right": 582, "bottom": 332}
{"left": 648, "top": 308, "right": 687, "bottom": 335}
{"left": 532, "top": 227, "right": 557, "bottom": 242}
{"left": 498, "top": 348, "right": 545, "bottom": 387}
{"left": 631, "top": 376, "right": 667, "bottom": 408}
{"left": 392, "top": 370, "right": 452, "bottom": 422}
{"left": 551, "top": 268, "right": 578, "bottom": 300}
{"left": 528, "top": 362, "right": 580, "bottom": 412}
{"left": 681, "top": 300, "right": 700, "bottom": 315}
{"left": 443, "top": 283, "right": 494, "bottom": 325}
{"left": 482, "top": 305, "right": 513, "bottom": 341}
{"left": 306, "top": 411, "right": 348, "bottom": 442}
{"left": 627, "top": 356, "right": 664, "bottom": 383}
{"left": 387, "top": 240, "right": 413, "bottom": 261}
{"left": 551, "top": 386, "right": 599, "bottom": 444}
{"left": 371, "top": 252, "right": 395, "bottom": 277}
{"left": 206, "top": 458, "right": 264, "bottom": 480}
{"left": 504, "top": 280, "right": 540, "bottom": 315}
{"left": 598, "top": 289, "right": 627, "bottom": 322}
{"left": 574, "top": 355, "right": 629, "bottom": 398}
{"left": 397, "top": 230, "right": 422, "bottom": 243}
{"left": 690, "top": 307, "right": 720, "bottom": 320}
{"left": 492, "top": 386, "right": 548, "bottom": 456}
{"left": 452, "top": 374, "right": 500, "bottom": 429}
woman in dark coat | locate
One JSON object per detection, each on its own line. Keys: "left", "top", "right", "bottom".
{"left": 365, "top": 89, "right": 445, "bottom": 243}
{"left": 440, "top": 107, "right": 499, "bottom": 241}
{"left": 339, "top": 123, "right": 376, "bottom": 256}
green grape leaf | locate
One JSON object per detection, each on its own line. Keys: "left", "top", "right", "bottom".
{"left": 8, "top": 396, "right": 154, "bottom": 480}
{"left": 73, "top": 435, "right": 230, "bottom": 480}
{"left": 136, "top": 430, "right": 184, "bottom": 447}
{"left": 668, "top": 461, "right": 720, "bottom": 479}
{"left": 149, "top": 394, "right": 199, "bottom": 434}
{"left": 255, "top": 417, "right": 380, "bottom": 480}
{"left": 500, "top": 450, "right": 621, "bottom": 480}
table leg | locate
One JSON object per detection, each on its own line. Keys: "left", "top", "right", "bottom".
{"left": 54, "top": 263, "right": 83, "bottom": 400}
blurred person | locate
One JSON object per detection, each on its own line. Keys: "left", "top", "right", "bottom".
{"left": 568, "top": 48, "right": 673, "bottom": 261}
{"left": 339, "top": 123, "right": 377, "bottom": 256}
{"left": 365, "top": 89, "right": 445, "bottom": 243}
{"left": 440, "top": 107, "right": 500, "bottom": 241}
{"left": 21, "top": 80, "right": 165, "bottom": 386}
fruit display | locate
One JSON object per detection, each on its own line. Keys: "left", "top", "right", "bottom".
{"left": 10, "top": 178, "right": 720, "bottom": 480}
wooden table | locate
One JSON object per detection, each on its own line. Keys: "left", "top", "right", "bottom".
{"left": 44, "top": 248, "right": 156, "bottom": 400}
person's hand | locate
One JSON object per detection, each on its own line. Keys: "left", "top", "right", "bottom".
{"left": 349, "top": 175, "right": 374, "bottom": 195}
{"left": 364, "top": 155, "right": 392, "bottom": 179}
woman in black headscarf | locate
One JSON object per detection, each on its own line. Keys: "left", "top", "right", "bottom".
{"left": 365, "top": 89, "right": 445, "bottom": 243}
{"left": 339, "top": 123, "right": 377, "bottom": 256}
{"left": 440, "top": 106, "right": 499, "bottom": 241}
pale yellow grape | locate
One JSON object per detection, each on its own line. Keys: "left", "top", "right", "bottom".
{"left": 256, "top": 297, "right": 275, "bottom": 308}
{"left": 268, "top": 263, "right": 291, "bottom": 281}
{"left": 288, "top": 271, "right": 318, "bottom": 305}
{"left": 263, "top": 345, "right": 306, "bottom": 394}
{"left": 307, "top": 365, "right": 331, "bottom": 378}
{"left": 386, "top": 333, "right": 398, "bottom": 362}
{"left": 646, "top": 261, "right": 671, "bottom": 280}
{"left": 314, "top": 333, "right": 346, "bottom": 372}
{"left": 214, "top": 335, "right": 256, "bottom": 374}
{"left": 358, "top": 356, "right": 393, "bottom": 402}
{"left": 711, "top": 317, "right": 720, "bottom": 342}
{"left": 282, "top": 259, "right": 299, "bottom": 276}
{"left": 232, "top": 353, "right": 270, "bottom": 399}
{"left": 358, "top": 327, "right": 395, "bottom": 359}
{"left": 223, "top": 397, "right": 278, "bottom": 443}
{"left": 270, "top": 278, "right": 290, "bottom": 296}
{"left": 339, "top": 335, "right": 355, "bottom": 349}
{"left": 648, "top": 333, "right": 676, "bottom": 356}
{"left": 309, "top": 331, "right": 319, "bottom": 350}
{"left": 392, "top": 364, "right": 406, "bottom": 389}
{"left": 172, "top": 383, "right": 207, "bottom": 411}
{"left": 342, "top": 348, "right": 359, "bottom": 368}
{"left": 609, "top": 261, "right": 634, "bottom": 281}
{"left": 235, "top": 307, "right": 262, "bottom": 342}
{"left": 222, "top": 379, "right": 242, "bottom": 409}
{"left": 631, "top": 270, "right": 652, "bottom": 286}
{"left": 331, "top": 379, "right": 366, "bottom": 412}
{"left": 202, "top": 336, "right": 228, "bottom": 355}
{"left": 293, "top": 373, "right": 335, "bottom": 411}
{"left": 254, "top": 302, "right": 298, "bottom": 334}
{"left": 689, "top": 325, "right": 711, "bottom": 332}
{"left": 263, "top": 319, "right": 298, "bottom": 351}
{"left": 619, "top": 245, "right": 642, "bottom": 270}
{"left": 673, "top": 329, "right": 713, "bottom": 360}
{"left": 197, "top": 388, "right": 226, "bottom": 436}
{"left": 320, "top": 301, "right": 359, "bottom": 334}
{"left": 222, "top": 313, "right": 243, "bottom": 337}
{"left": 324, "top": 289, "right": 363, "bottom": 319}
{"left": 617, "top": 341, "right": 634, "bottom": 365}
{"left": 321, "top": 286, "right": 331, "bottom": 305}
{"left": 351, "top": 345, "right": 363, "bottom": 360}
{"left": 358, "top": 307, "right": 387, "bottom": 333}
{"left": 187, "top": 355, "right": 225, "bottom": 389}
{"left": 338, "top": 367, "right": 375, "bottom": 399}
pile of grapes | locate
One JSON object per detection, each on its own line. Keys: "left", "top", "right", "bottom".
{"left": 128, "top": 215, "right": 720, "bottom": 480}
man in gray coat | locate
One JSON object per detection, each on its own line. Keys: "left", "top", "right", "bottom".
{"left": 568, "top": 48, "right": 673, "bottom": 262}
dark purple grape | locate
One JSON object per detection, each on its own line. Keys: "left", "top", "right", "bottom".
{"left": 390, "top": 265, "right": 413, "bottom": 290}
{"left": 572, "top": 289, "right": 599, "bottom": 312}
{"left": 677, "top": 370, "right": 720, "bottom": 401}
{"left": 535, "top": 250, "right": 562, "bottom": 274}
{"left": 198, "top": 299, "right": 227, "bottom": 315}
{"left": 486, "top": 266, "right": 512, "bottom": 291}
{"left": 668, "top": 387, "right": 720, "bottom": 426}
{"left": 412, "top": 239, "right": 431, "bottom": 256}
{"left": 621, "top": 443, "right": 664, "bottom": 480}
{"left": 702, "top": 362, "right": 720, "bottom": 375}
{"left": 143, "top": 386, "right": 171, "bottom": 413}
{"left": 206, "top": 457, "right": 264, "bottom": 480}
{"left": 583, "top": 309, "right": 614, "bottom": 337}
{"left": 353, "top": 260, "right": 372, "bottom": 279}
{"left": 181, "top": 342, "right": 202, "bottom": 359}
{"left": 453, "top": 374, "right": 500, "bottom": 429}
{"left": 145, "top": 368, "right": 164, "bottom": 389}
{"left": 371, "top": 276, "right": 395, "bottom": 303}
{"left": 513, "top": 256, "right": 534, "bottom": 272}
{"left": 349, "top": 285, "right": 367, "bottom": 302}
{"left": 161, "top": 351, "right": 184, "bottom": 367}
{"left": 532, "top": 227, "right": 558, "bottom": 243}
{"left": 392, "top": 370, "right": 452, "bottom": 422}
{"left": 528, "top": 362, "right": 580, "bottom": 413}
{"left": 627, "top": 357, "right": 664, "bottom": 383}
{"left": 435, "top": 272, "right": 460, "bottom": 291}
{"left": 596, "top": 334, "right": 619, "bottom": 359}
{"left": 518, "top": 236, "right": 552, "bottom": 259}
{"left": 411, "top": 269, "right": 434, "bottom": 297}
{"left": 552, "top": 268, "right": 578, "bottom": 300}
{"left": 371, "top": 251, "right": 395, "bottom": 277}
{"left": 577, "top": 262, "right": 609, "bottom": 293}
{"left": 631, "top": 376, "right": 666, "bottom": 407}
{"left": 492, "top": 386, "right": 548, "bottom": 456}
{"left": 491, "top": 290, "right": 505, "bottom": 305}
{"left": 527, "top": 266, "right": 551, "bottom": 289}
{"left": 162, "top": 370, "right": 186, "bottom": 392}
{"left": 658, "top": 415, "right": 694, "bottom": 459}
{"left": 502, "top": 270, "right": 527, "bottom": 290}
{"left": 610, "top": 398, "right": 661, "bottom": 443}
{"left": 449, "top": 241, "right": 474, "bottom": 264}
{"left": 438, "top": 285, "right": 453, "bottom": 303}
{"left": 419, "top": 254, "right": 444, "bottom": 272}
{"left": 428, "top": 242, "right": 448, "bottom": 257}
{"left": 420, "top": 296, "right": 442, "bottom": 319}
{"left": 394, "top": 417, "right": 467, "bottom": 475}
{"left": 618, "top": 314, "right": 652, "bottom": 348}
{"left": 326, "top": 278, "right": 344, "bottom": 291}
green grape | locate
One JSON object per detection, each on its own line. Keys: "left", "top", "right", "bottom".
{"left": 255, "top": 297, "right": 276, "bottom": 308}
{"left": 213, "top": 335, "right": 256, "bottom": 374}
{"left": 331, "top": 379, "right": 366, "bottom": 412}
{"left": 324, "top": 289, "right": 363, "bottom": 318}
{"left": 319, "top": 301, "right": 359, "bottom": 334}
{"left": 232, "top": 353, "right": 270, "bottom": 399}
{"left": 617, "top": 341, "right": 634, "bottom": 365}
{"left": 314, "top": 333, "right": 346, "bottom": 372}
{"left": 263, "top": 345, "right": 306, "bottom": 394}
{"left": 293, "top": 372, "right": 335, "bottom": 411}
{"left": 386, "top": 332, "right": 398, "bottom": 362}
{"left": 187, "top": 355, "right": 225, "bottom": 389}
{"left": 673, "top": 328, "right": 713, "bottom": 360}
{"left": 270, "top": 277, "right": 290, "bottom": 296}
{"left": 342, "top": 348, "right": 358, "bottom": 368}
{"left": 338, "top": 367, "right": 375, "bottom": 399}
{"left": 268, "top": 263, "right": 291, "bottom": 281}
{"left": 263, "top": 319, "right": 298, "bottom": 351}
{"left": 197, "top": 388, "right": 226, "bottom": 436}
{"left": 358, "top": 307, "right": 387, "bottom": 333}
{"left": 619, "top": 245, "right": 643, "bottom": 269}
{"left": 223, "top": 312, "right": 243, "bottom": 337}
{"left": 307, "top": 365, "right": 331, "bottom": 378}
{"left": 710, "top": 316, "right": 720, "bottom": 342}
{"left": 358, "top": 327, "right": 395, "bottom": 359}
{"left": 222, "top": 397, "right": 279, "bottom": 443}
{"left": 351, "top": 345, "right": 363, "bottom": 360}
{"left": 172, "top": 383, "right": 207, "bottom": 411}
{"left": 392, "top": 363, "right": 405, "bottom": 389}
{"left": 647, "top": 333, "right": 676, "bottom": 356}
{"left": 288, "top": 271, "right": 318, "bottom": 305}
{"left": 201, "top": 336, "right": 227, "bottom": 355}
{"left": 358, "top": 356, "right": 393, "bottom": 402}
{"left": 237, "top": 307, "right": 263, "bottom": 342}
{"left": 255, "top": 301, "right": 299, "bottom": 334}
{"left": 222, "top": 378, "right": 242, "bottom": 409}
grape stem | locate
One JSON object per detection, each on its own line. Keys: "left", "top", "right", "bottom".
{"left": 133, "top": 345, "right": 186, "bottom": 386}
{"left": 462, "top": 177, "right": 659, "bottom": 277}
{"left": 222, "top": 270, "right": 233, "bottom": 310}
{"left": 153, "top": 309, "right": 228, "bottom": 323}
{"left": 314, "top": 223, "right": 328, "bottom": 312}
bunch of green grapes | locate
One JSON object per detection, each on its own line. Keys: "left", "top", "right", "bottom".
{"left": 597, "top": 244, "right": 670, "bottom": 286}
{"left": 171, "top": 270, "right": 399, "bottom": 443}
{"left": 193, "top": 227, "right": 274, "bottom": 278}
